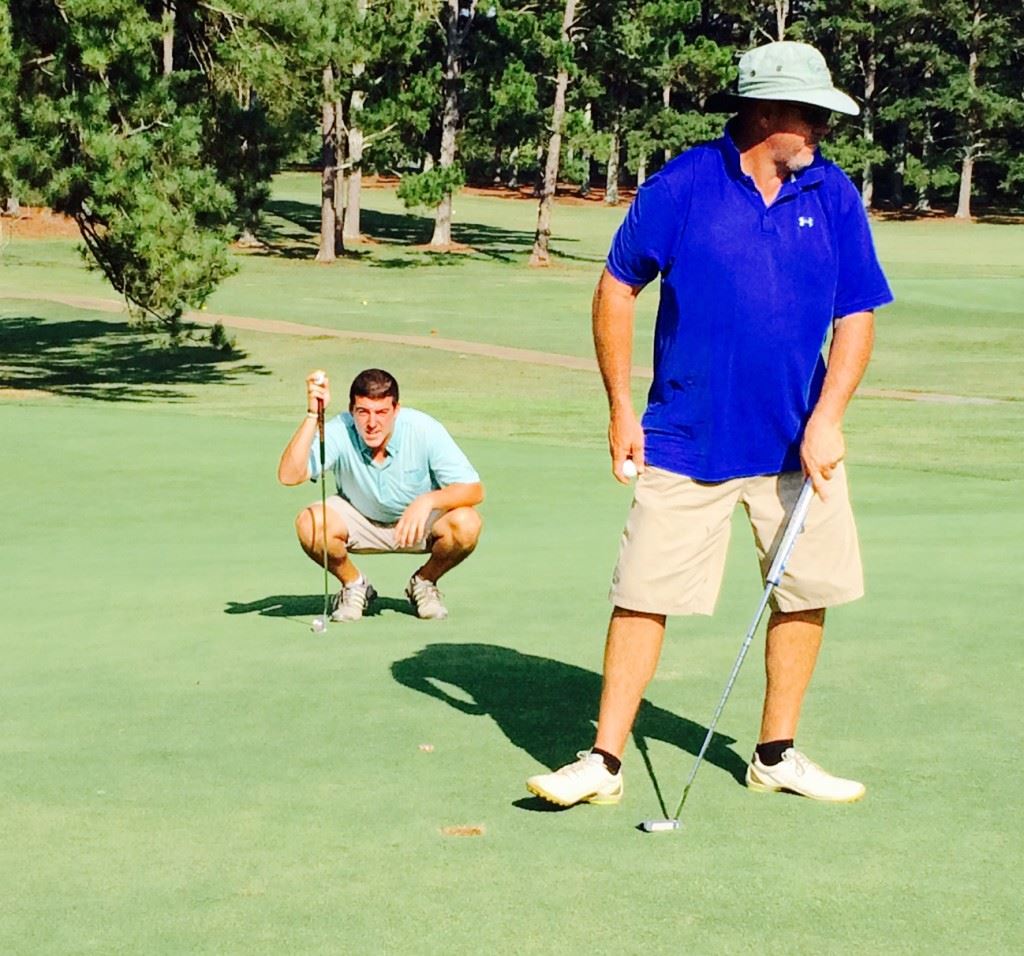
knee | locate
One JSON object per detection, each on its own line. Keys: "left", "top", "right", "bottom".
{"left": 296, "top": 505, "right": 336, "bottom": 546}
{"left": 445, "top": 508, "right": 483, "bottom": 549}
{"left": 295, "top": 507, "right": 317, "bottom": 547}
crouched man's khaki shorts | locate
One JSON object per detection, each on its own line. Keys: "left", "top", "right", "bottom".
{"left": 610, "top": 465, "right": 863, "bottom": 616}
{"left": 319, "top": 495, "right": 442, "bottom": 554}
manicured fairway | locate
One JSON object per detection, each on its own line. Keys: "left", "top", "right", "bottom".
{"left": 2, "top": 185, "right": 1022, "bottom": 953}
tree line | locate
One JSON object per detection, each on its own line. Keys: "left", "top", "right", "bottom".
{"left": 1, "top": 1, "right": 1022, "bottom": 337}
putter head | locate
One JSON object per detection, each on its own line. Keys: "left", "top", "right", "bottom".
{"left": 640, "top": 819, "right": 681, "bottom": 833}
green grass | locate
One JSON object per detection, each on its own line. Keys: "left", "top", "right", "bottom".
{"left": 1, "top": 181, "right": 1022, "bottom": 953}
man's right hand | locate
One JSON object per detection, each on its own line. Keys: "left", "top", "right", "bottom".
{"left": 307, "top": 370, "right": 330, "bottom": 415}
{"left": 609, "top": 407, "right": 645, "bottom": 484}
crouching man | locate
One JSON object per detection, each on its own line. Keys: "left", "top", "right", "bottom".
{"left": 278, "top": 368, "right": 483, "bottom": 621}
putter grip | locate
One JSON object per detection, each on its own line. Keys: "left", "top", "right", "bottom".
{"left": 765, "top": 479, "right": 815, "bottom": 586}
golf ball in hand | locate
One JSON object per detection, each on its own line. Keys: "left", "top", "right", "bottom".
{"left": 622, "top": 460, "right": 638, "bottom": 480}
{"left": 311, "top": 616, "right": 328, "bottom": 633}
{"left": 312, "top": 371, "right": 326, "bottom": 385}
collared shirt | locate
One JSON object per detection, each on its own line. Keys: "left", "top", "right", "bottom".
{"left": 606, "top": 124, "right": 894, "bottom": 482}
{"left": 308, "top": 407, "right": 479, "bottom": 524}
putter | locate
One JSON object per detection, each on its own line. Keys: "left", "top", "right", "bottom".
{"left": 311, "top": 378, "right": 330, "bottom": 633}
{"left": 640, "top": 478, "right": 815, "bottom": 833}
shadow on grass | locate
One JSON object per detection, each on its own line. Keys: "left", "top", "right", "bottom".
{"left": 0, "top": 315, "right": 268, "bottom": 401}
{"left": 390, "top": 643, "right": 747, "bottom": 808}
{"left": 263, "top": 199, "right": 537, "bottom": 265}
{"left": 265, "top": 199, "right": 432, "bottom": 249}
{"left": 225, "top": 593, "right": 417, "bottom": 619}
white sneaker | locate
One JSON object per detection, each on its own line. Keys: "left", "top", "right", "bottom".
{"left": 746, "top": 748, "right": 866, "bottom": 803}
{"left": 330, "top": 578, "right": 377, "bottom": 622}
{"left": 526, "top": 751, "right": 623, "bottom": 807}
{"left": 406, "top": 574, "right": 448, "bottom": 620}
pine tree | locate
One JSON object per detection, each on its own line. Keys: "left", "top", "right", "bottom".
{"left": 11, "top": 0, "right": 235, "bottom": 340}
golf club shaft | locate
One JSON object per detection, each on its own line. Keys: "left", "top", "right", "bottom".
{"left": 318, "top": 398, "right": 329, "bottom": 619}
{"left": 670, "top": 478, "right": 815, "bottom": 820}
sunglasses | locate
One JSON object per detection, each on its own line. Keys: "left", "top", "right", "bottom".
{"left": 791, "top": 103, "right": 833, "bottom": 126}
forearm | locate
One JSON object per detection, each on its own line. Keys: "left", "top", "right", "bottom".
{"left": 812, "top": 310, "right": 875, "bottom": 425}
{"left": 277, "top": 416, "right": 318, "bottom": 485}
{"left": 592, "top": 268, "right": 640, "bottom": 413}
{"left": 422, "top": 482, "right": 484, "bottom": 512}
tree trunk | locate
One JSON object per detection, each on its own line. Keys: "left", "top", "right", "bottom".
{"left": 343, "top": 0, "right": 367, "bottom": 243}
{"left": 316, "top": 65, "right": 338, "bottom": 263}
{"left": 529, "top": 0, "right": 576, "bottom": 267}
{"left": 579, "top": 101, "right": 592, "bottom": 195}
{"left": 344, "top": 82, "right": 365, "bottom": 242}
{"left": 162, "top": 2, "right": 174, "bottom": 75}
{"left": 954, "top": 3, "right": 981, "bottom": 221}
{"left": 605, "top": 122, "right": 620, "bottom": 205}
{"left": 430, "top": 0, "right": 476, "bottom": 249}
{"left": 893, "top": 120, "right": 907, "bottom": 208}
{"left": 637, "top": 158, "right": 647, "bottom": 186}
{"left": 860, "top": 20, "right": 876, "bottom": 210}
{"left": 662, "top": 84, "right": 671, "bottom": 164}
{"left": 775, "top": 0, "right": 789, "bottom": 40}
{"left": 955, "top": 150, "right": 975, "bottom": 220}
{"left": 333, "top": 98, "right": 346, "bottom": 253}
{"left": 916, "top": 115, "right": 933, "bottom": 213}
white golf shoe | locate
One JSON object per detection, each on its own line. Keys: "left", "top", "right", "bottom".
{"left": 330, "top": 578, "right": 377, "bottom": 622}
{"left": 405, "top": 574, "right": 448, "bottom": 620}
{"left": 526, "top": 751, "right": 624, "bottom": 807}
{"left": 746, "top": 748, "right": 866, "bottom": 803}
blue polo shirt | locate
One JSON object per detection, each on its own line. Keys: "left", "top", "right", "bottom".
{"left": 606, "top": 125, "right": 893, "bottom": 481}
{"left": 308, "top": 407, "right": 480, "bottom": 524}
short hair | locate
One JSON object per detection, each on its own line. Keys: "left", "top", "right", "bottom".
{"left": 349, "top": 368, "right": 399, "bottom": 408}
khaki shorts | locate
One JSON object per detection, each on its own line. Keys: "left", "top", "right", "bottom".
{"left": 319, "top": 495, "right": 442, "bottom": 554}
{"left": 610, "top": 465, "right": 863, "bottom": 616}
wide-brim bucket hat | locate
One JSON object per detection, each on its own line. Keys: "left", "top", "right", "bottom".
{"left": 706, "top": 41, "right": 860, "bottom": 116}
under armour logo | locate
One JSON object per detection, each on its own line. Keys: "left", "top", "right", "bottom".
{"left": 798, "top": 216, "right": 815, "bottom": 228}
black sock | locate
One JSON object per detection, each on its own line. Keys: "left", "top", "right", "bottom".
{"left": 591, "top": 747, "right": 621, "bottom": 775}
{"left": 755, "top": 739, "right": 794, "bottom": 767}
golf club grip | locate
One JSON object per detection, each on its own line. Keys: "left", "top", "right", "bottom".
{"left": 765, "top": 479, "right": 814, "bottom": 586}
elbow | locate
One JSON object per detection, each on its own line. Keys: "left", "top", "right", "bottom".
{"left": 278, "top": 464, "right": 307, "bottom": 487}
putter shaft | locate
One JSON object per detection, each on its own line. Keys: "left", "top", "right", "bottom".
{"left": 318, "top": 398, "right": 329, "bottom": 621}
{"left": 661, "top": 479, "right": 815, "bottom": 826}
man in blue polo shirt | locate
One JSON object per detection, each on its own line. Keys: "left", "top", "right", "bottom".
{"left": 278, "top": 368, "right": 483, "bottom": 622}
{"left": 527, "top": 41, "right": 892, "bottom": 807}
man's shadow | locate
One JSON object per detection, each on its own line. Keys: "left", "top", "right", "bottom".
{"left": 390, "top": 643, "right": 748, "bottom": 812}
{"left": 225, "top": 594, "right": 416, "bottom": 619}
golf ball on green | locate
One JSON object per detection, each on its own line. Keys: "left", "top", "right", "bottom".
{"left": 311, "top": 616, "right": 328, "bottom": 633}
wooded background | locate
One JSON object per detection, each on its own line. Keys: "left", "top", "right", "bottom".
{"left": 2, "top": 1, "right": 1021, "bottom": 331}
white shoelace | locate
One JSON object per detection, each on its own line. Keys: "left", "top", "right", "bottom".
{"left": 410, "top": 577, "right": 443, "bottom": 606}
{"left": 338, "top": 581, "right": 370, "bottom": 611}
{"left": 561, "top": 751, "right": 604, "bottom": 776}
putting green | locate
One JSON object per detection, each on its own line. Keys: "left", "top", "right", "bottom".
{"left": 1, "top": 184, "right": 1022, "bottom": 952}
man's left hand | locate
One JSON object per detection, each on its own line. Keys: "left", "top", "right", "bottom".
{"left": 395, "top": 495, "right": 435, "bottom": 548}
{"left": 800, "top": 413, "right": 845, "bottom": 500}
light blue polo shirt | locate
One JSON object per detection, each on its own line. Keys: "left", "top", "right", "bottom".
{"left": 606, "top": 123, "right": 893, "bottom": 481}
{"left": 308, "top": 407, "right": 480, "bottom": 524}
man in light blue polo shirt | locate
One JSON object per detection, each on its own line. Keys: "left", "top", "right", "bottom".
{"left": 278, "top": 368, "right": 483, "bottom": 622}
{"left": 528, "top": 41, "right": 893, "bottom": 809}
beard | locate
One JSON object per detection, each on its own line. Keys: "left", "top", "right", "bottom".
{"left": 785, "top": 145, "right": 818, "bottom": 173}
